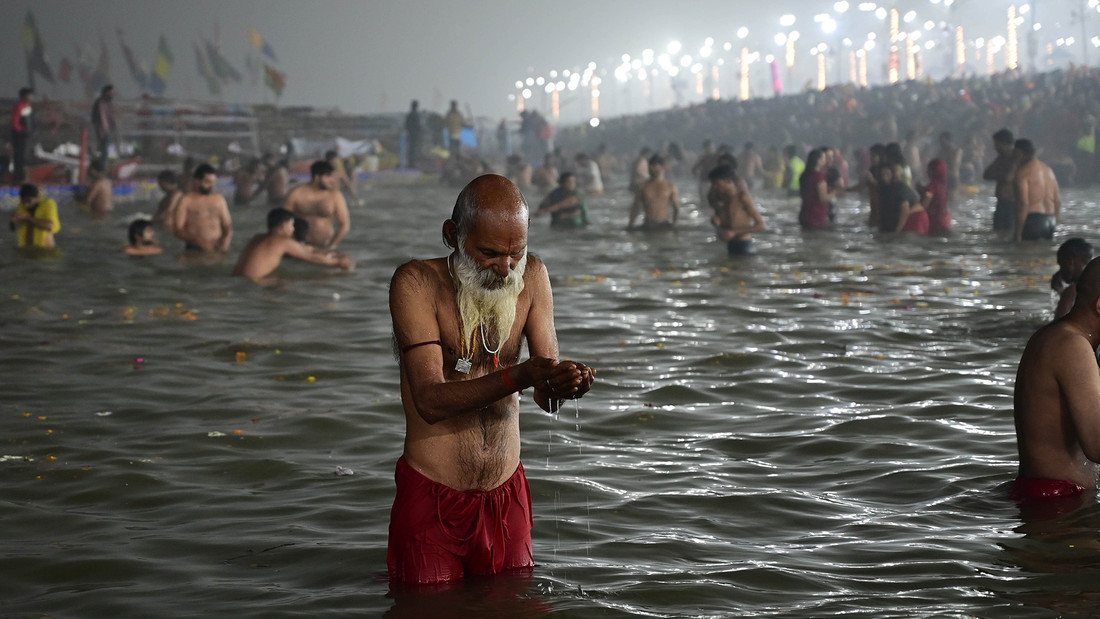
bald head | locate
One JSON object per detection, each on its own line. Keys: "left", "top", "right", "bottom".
{"left": 445, "top": 174, "right": 528, "bottom": 248}
{"left": 1073, "top": 257, "right": 1100, "bottom": 312}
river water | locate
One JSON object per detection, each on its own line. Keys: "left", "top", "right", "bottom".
{"left": 1, "top": 175, "right": 1097, "bottom": 618}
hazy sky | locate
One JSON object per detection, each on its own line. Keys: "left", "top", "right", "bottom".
{"left": 1, "top": 0, "right": 1085, "bottom": 122}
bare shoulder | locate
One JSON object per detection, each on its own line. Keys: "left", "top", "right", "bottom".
{"left": 391, "top": 258, "right": 446, "bottom": 293}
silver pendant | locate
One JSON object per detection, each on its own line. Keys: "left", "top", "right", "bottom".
{"left": 455, "top": 358, "right": 472, "bottom": 374}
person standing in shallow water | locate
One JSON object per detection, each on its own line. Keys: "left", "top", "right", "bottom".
{"left": 798, "top": 149, "right": 833, "bottom": 230}
{"left": 707, "top": 164, "right": 765, "bottom": 255}
{"left": 984, "top": 128, "right": 1017, "bottom": 233}
{"left": 1013, "top": 139, "right": 1061, "bottom": 243}
{"left": 387, "top": 174, "right": 595, "bottom": 585}
{"left": 628, "top": 155, "right": 680, "bottom": 230}
{"left": 1013, "top": 257, "right": 1100, "bottom": 500}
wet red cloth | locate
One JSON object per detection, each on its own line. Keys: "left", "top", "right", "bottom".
{"left": 1011, "top": 476, "right": 1087, "bottom": 500}
{"left": 923, "top": 159, "right": 951, "bottom": 234}
{"left": 901, "top": 210, "right": 930, "bottom": 235}
{"left": 387, "top": 456, "right": 534, "bottom": 585}
{"left": 799, "top": 170, "right": 830, "bottom": 230}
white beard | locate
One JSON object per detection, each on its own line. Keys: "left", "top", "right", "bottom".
{"left": 452, "top": 246, "right": 527, "bottom": 356}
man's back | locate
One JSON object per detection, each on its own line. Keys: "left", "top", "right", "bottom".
{"left": 1015, "top": 319, "right": 1100, "bottom": 487}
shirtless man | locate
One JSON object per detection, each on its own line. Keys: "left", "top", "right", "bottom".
{"left": 1052, "top": 238, "right": 1094, "bottom": 319}
{"left": 983, "top": 128, "right": 1017, "bottom": 233}
{"left": 263, "top": 155, "right": 290, "bottom": 207}
{"left": 387, "top": 173, "right": 595, "bottom": 585}
{"left": 232, "top": 208, "right": 352, "bottom": 280}
{"left": 232, "top": 158, "right": 264, "bottom": 206}
{"left": 738, "top": 142, "right": 765, "bottom": 189}
{"left": 707, "top": 164, "right": 765, "bottom": 256}
{"left": 172, "top": 163, "right": 232, "bottom": 253}
{"left": 1014, "top": 139, "right": 1061, "bottom": 243}
{"left": 152, "top": 170, "right": 183, "bottom": 227}
{"left": 325, "top": 150, "right": 360, "bottom": 203}
{"left": 77, "top": 161, "right": 113, "bottom": 217}
{"left": 283, "top": 160, "right": 350, "bottom": 249}
{"left": 1013, "top": 256, "right": 1100, "bottom": 500}
{"left": 628, "top": 155, "right": 680, "bottom": 231}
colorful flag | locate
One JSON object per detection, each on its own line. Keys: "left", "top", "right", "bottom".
{"left": 117, "top": 29, "right": 147, "bottom": 90}
{"left": 22, "top": 10, "right": 55, "bottom": 85}
{"left": 249, "top": 28, "right": 278, "bottom": 63}
{"left": 205, "top": 40, "right": 241, "bottom": 83}
{"left": 193, "top": 42, "right": 221, "bottom": 95}
{"left": 147, "top": 35, "right": 173, "bottom": 96}
{"left": 264, "top": 63, "right": 286, "bottom": 97}
{"left": 244, "top": 53, "right": 260, "bottom": 88}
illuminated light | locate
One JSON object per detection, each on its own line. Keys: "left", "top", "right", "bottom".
{"left": 695, "top": 72, "right": 704, "bottom": 95}
{"left": 704, "top": 37, "right": 714, "bottom": 47}
{"left": 514, "top": 80, "right": 523, "bottom": 89}
{"left": 544, "top": 83, "right": 554, "bottom": 94}
{"left": 1033, "top": 22, "right": 1042, "bottom": 32}
{"left": 868, "top": 32, "right": 877, "bottom": 40}
{"left": 858, "top": 2, "right": 876, "bottom": 10}
{"left": 1020, "top": 3, "right": 1030, "bottom": 14}
{"left": 525, "top": 77, "right": 535, "bottom": 86}
{"left": 843, "top": 37, "right": 853, "bottom": 46}
{"left": 905, "top": 34, "right": 916, "bottom": 79}
{"left": 691, "top": 63, "right": 703, "bottom": 74}
{"left": 822, "top": 18, "right": 837, "bottom": 34}
{"left": 668, "top": 40, "right": 682, "bottom": 54}
{"left": 875, "top": 7, "right": 887, "bottom": 19}
{"left": 589, "top": 117, "right": 600, "bottom": 128}
{"left": 834, "top": 1, "right": 850, "bottom": 13}
{"left": 724, "top": 41, "right": 733, "bottom": 51}
{"left": 924, "top": 20, "right": 935, "bottom": 30}
{"left": 701, "top": 46, "right": 713, "bottom": 58}
{"left": 775, "top": 32, "right": 788, "bottom": 46}
{"left": 790, "top": 30, "right": 800, "bottom": 41}
{"left": 551, "top": 88, "right": 560, "bottom": 120}
{"left": 925, "top": 40, "right": 936, "bottom": 50}
{"left": 711, "top": 64, "right": 721, "bottom": 99}
{"left": 814, "top": 13, "right": 829, "bottom": 22}
{"left": 621, "top": 53, "right": 631, "bottom": 63}
{"left": 903, "top": 10, "right": 916, "bottom": 23}
{"left": 631, "top": 59, "right": 642, "bottom": 70}
{"left": 738, "top": 26, "right": 749, "bottom": 39}
{"left": 1007, "top": 5, "right": 1018, "bottom": 71}
{"left": 557, "top": 81, "right": 566, "bottom": 91}
{"left": 864, "top": 40, "right": 876, "bottom": 51}
{"left": 889, "top": 8, "right": 899, "bottom": 83}
{"left": 1093, "top": 36, "right": 1100, "bottom": 48}
{"left": 849, "top": 49, "right": 857, "bottom": 83}
{"left": 786, "top": 35, "right": 797, "bottom": 68}
{"left": 859, "top": 51, "right": 868, "bottom": 86}
{"left": 956, "top": 26, "right": 966, "bottom": 75}
{"left": 1068, "top": 36, "right": 1077, "bottom": 46}
{"left": 642, "top": 48, "right": 655, "bottom": 65}
{"left": 680, "top": 55, "right": 693, "bottom": 67}
{"left": 588, "top": 61, "right": 597, "bottom": 70}
{"left": 549, "top": 70, "right": 558, "bottom": 78}
{"left": 780, "top": 14, "right": 796, "bottom": 27}
{"left": 522, "top": 88, "right": 532, "bottom": 99}
{"left": 817, "top": 52, "right": 826, "bottom": 90}
{"left": 536, "top": 76, "right": 545, "bottom": 86}
{"left": 669, "top": 66, "right": 680, "bottom": 77}
{"left": 590, "top": 80, "right": 599, "bottom": 117}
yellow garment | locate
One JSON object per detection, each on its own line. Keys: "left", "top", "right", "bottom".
{"left": 15, "top": 198, "right": 61, "bottom": 248}
{"left": 1077, "top": 134, "right": 1095, "bottom": 155}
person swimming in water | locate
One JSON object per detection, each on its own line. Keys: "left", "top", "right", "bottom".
{"left": 1051, "top": 238, "right": 1094, "bottom": 320}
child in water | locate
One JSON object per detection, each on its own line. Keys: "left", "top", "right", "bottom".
{"left": 124, "top": 219, "right": 162, "bottom": 256}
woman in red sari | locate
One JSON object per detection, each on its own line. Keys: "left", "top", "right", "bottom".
{"left": 922, "top": 158, "right": 951, "bottom": 234}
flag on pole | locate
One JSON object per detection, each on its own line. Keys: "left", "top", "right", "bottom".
{"left": 22, "top": 10, "right": 55, "bottom": 85}
{"left": 194, "top": 42, "right": 221, "bottom": 95}
{"left": 249, "top": 28, "right": 278, "bottom": 63}
{"left": 147, "top": 35, "right": 173, "bottom": 96}
{"left": 205, "top": 40, "right": 242, "bottom": 83}
{"left": 264, "top": 63, "right": 286, "bottom": 97}
{"left": 117, "top": 29, "right": 147, "bottom": 90}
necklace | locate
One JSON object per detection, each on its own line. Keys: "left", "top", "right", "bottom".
{"left": 447, "top": 255, "right": 474, "bottom": 373}
{"left": 480, "top": 323, "right": 504, "bottom": 370}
